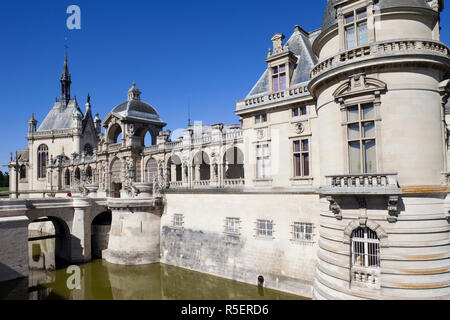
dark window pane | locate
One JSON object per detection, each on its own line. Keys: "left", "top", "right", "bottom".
{"left": 301, "top": 139, "right": 309, "bottom": 152}
{"left": 293, "top": 140, "right": 300, "bottom": 153}
{"left": 303, "top": 153, "right": 310, "bottom": 176}
{"left": 294, "top": 154, "right": 301, "bottom": 176}
{"left": 293, "top": 108, "right": 299, "bottom": 117}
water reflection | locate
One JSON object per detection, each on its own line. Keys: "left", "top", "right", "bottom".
{"left": 0, "top": 234, "right": 308, "bottom": 300}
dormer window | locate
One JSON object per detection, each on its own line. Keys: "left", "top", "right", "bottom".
{"left": 272, "top": 64, "right": 287, "bottom": 92}
{"left": 344, "top": 9, "right": 368, "bottom": 49}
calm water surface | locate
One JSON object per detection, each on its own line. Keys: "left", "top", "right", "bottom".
{"left": 0, "top": 235, "right": 308, "bottom": 300}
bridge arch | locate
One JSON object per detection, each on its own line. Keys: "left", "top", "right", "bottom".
{"left": 28, "top": 216, "right": 72, "bottom": 269}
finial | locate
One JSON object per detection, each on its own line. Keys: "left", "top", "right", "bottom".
{"left": 87, "top": 93, "right": 91, "bottom": 103}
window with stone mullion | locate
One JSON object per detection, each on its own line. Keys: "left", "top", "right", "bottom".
{"left": 344, "top": 8, "right": 368, "bottom": 50}
{"left": 347, "top": 103, "right": 376, "bottom": 174}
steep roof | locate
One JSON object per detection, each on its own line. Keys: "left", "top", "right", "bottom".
{"left": 37, "top": 99, "right": 80, "bottom": 131}
{"left": 246, "top": 27, "right": 320, "bottom": 98}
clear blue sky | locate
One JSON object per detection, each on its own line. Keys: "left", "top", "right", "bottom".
{"left": 0, "top": 0, "right": 449, "bottom": 172}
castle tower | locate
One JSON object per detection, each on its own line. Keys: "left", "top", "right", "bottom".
{"left": 310, "top": 0, "right": 450, "bottom": 299}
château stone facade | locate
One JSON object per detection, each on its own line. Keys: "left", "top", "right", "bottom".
{"left": 3, "top": 0, "right": 450, "bottom": 299}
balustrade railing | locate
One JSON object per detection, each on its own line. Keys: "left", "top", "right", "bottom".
{"left": 322, "top": 173, "right": 400, "bottom": 195}
{"left": 224, "top": 178, "right": 245, "bottom": 186}
{"left": 311, "top": 39, "right": 450, "bottom": 78}
{"left": 169, "top": 181, "right": 183, "bottom": 188}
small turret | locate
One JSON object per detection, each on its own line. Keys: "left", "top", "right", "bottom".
{"left": 94, "top": 113, "right": 102, "bottom": 133}
{"left": 127, "top": 82, "right": 141, "bottom": 101}
{"left": 28, "top": 113, "right": 37, "bottom": 134}
{"left": 85, "top": 93, "right": 91, "bottom": 114}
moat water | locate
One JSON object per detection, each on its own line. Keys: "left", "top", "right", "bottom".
{"left": 0, "top": 233, "right": 307, "bottom": 300}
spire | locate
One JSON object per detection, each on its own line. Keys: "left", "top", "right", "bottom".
{"left": 60, "top": 41, "right": 72, "bottom": 105}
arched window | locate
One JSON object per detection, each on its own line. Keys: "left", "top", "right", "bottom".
{"left": 193, "top": 151, "right": 210, "bottom": 181}
{"left": 84, "top": 144, "right": 93, "bottom": 156}
{"left": 351, "top": 227, "right": 380, "bottom": 286}
{"left": 37, "top": 145, "right": 48, "bottom": 179}
{"left": 74, "top": 168, "right": 81, "bottom": 185}
{"left": 19, "top": 165, "right": 27, "bottom": 179}
{"left": 64, "top": 169, "right": 71, "bottom": 187}
{"left": 85, "top": 166, "right": 93, "bottom": 184}
{"left": 223, "top": 147, "right": 244, "bottom": 180}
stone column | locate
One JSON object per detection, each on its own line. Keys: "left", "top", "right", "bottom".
{"left": 71, "top": 197, "right": 92, "bottom": 263}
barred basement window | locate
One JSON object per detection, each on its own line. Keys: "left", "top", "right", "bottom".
{"left": 293, "top": 222, "right": 313, "bottom": 241}
{"left": 256, "top": 219, "right": 273, "bottom": 238}
{"left": 225, "top": 217, "right": 240, "bottom": 234}
{"left": 173, "top": 214, "right": 184, "bottom": 228}
{"left": 351, "top": 227, "right": 380, "bottom": 286}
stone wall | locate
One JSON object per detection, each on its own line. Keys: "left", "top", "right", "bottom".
{"left": 160, "top": 192, "right": 320, "bottom": 298}
{"left": 0, "top": 216, "right": 29, "bottom": 282}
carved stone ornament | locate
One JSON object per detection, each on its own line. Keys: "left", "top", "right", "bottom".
{"left": 296, "top": 123, "right": 304, "bottom": 134}
{"left": 327, "top": 196, "right": 342, "bottom": 220}
{"left": 387, "top": 196, "right": 399, "bottom": 223}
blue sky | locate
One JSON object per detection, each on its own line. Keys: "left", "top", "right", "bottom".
{"left": 0, "top": 0, "right": 449, "bottom": 171}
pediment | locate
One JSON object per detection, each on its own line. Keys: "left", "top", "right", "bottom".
{"left": 333, "top": 74, "right": 387, "bottom": 100}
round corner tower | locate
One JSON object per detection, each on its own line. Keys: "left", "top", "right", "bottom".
{"left": 309, "top": 0, "right": 450, "bottom": 299}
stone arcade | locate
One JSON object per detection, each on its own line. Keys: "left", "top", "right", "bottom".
{"left": 1, "top": 0, "right": 450, "bottom": 299}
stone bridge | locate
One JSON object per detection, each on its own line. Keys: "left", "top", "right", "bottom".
{"left": 0, "top": 197, "right": 110, "bottom": 282}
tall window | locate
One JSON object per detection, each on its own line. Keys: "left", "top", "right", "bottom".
{"left": 293, "top": 139, "right": 310, "bottom": 177}
{"left": 256, "top": 219, "right": 273, "bottom": 237}
{"left": 347, "top": 103, "right": 376, "bottom": 174}
{"left": 37, "top": 145, "right": 48, "bottom": 179}
{"left": 64, "top": 169, "right": 71, "bottom": 187}
{"left": 293, "top": 222, "right": 313, "bottom": 241}
{"left": 272, "top": 64, "right": 287, "bottom": 92}
{"left": 256, "top": 144, "right": 270, "bottom": 178}
{"left": 344, "top": 9, "right": 368, "bottom": 49}
{"left": 19, "top": 165, "right": 27, "bottom": 179}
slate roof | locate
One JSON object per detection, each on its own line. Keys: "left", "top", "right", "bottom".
{"left": 110, "top": 99, "right": 163, "bottom": 123}
{"left": 37, "top": 99, "right": 81, "bottom": 132}
{"left": 246, "top": 27, "right": 320, "bottom": 99}
{"left": 322, "top": 0, "right": 433, "bottom": 31}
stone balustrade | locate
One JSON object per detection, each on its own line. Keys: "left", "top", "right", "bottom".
{"left": 351, "top": 266, "right": 380, "bottom": 288}
{"left": 236, "top": 85, "right": 310, "bottom": 111}
{"left": 311, "top": 39, "right": 450, "bottom": 78}
{"left": 169, "top": 181, "right": 183, "bottom": 188}
{"left": 321, "top": 173, "right": 401, "bottom": 195}
{"left": 224, "top": 178, "right": 245, "bottom": 186}
{"left": 193, "top": 180, "right": 211, "bottom": 188}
